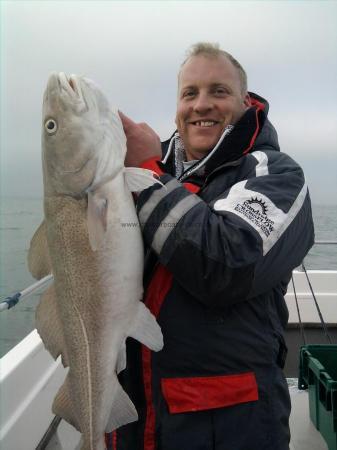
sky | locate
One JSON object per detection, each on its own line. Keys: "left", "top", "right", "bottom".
{"left": 1, "top": 0, "right": 336, "bottom": 205}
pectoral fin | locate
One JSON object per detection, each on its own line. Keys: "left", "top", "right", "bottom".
{"left": 87, "top": 191, "right": 108, "bottom": 251}
{"left": 124, "top": 167, "right": 164, "bottom": 192}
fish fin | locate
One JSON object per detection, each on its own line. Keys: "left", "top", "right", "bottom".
{"left": 129, "top": 302, "right": 163, "bottom": 351}
{"left": 53, "top": 376, "right": 81, "bottom": 432}
{"left": 116, "top": 340, "right": 127, "bottom": 374}
{"left": 124, "top": 167, "right": 164, "bottom": 192}
{"left": 75, "top": 437, "right": 105, "bottom": 450}
{"left": 87, "top": 191, "right": 108, "bottom": 251}
{"left": 105, "top": 379, "right": 138, "bottom": 432}
{"left": 28, "top": 220, "right": 52, "bottom": 279}
{"left": 74, "top": 437, "right": 84, "bottom": 450}
{"left": 36, "top": 284, "right": 69, "bottom": 366}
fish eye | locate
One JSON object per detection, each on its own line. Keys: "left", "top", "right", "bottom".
{"left": 45, "top": 119, "right": 58, "bottom": 134}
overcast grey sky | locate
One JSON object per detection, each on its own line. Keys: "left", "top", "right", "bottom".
{"left": 1, "top": 1, "right": 336, "bottom": 204}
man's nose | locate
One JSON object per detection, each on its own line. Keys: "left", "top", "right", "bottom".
{"left": 193, "top": 92, "right": 213, "bottom": 114}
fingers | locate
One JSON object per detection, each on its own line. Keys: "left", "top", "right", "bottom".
{"left": 118, "top": 111, "right": 155, "bottom": 137}
{"left": 138, "top": 122, "right": 151, "bottom": 132}
{"left": 118, "top": 110, "right": 136, "bottom": 132}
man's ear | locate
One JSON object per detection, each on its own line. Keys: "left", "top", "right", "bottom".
{"left": 244, "top": 93, "right": 252, "bottom": 107}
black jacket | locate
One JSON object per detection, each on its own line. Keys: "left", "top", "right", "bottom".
{"left": 109, "top": 93, "right": 314, "bottom": 450}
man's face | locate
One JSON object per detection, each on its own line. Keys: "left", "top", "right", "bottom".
{"left": 175, "top": 54, "right": 251, "bottom": 161}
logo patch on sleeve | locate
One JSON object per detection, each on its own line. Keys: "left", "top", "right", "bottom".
{"left": 235, "top": 197, "right": 275, "bottom": 238}
{"left": 213, "top": 180, "right": 288, "bottom": 255}
{"left": 214, "top": 179, "right": 308, "bottom": 256}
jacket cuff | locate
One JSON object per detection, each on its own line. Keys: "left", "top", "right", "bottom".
{"left": 140, "top": 157, "right": 164, "bottom": 175}
{"left": 137, "top": 175, "right": 202, "bottom": 257}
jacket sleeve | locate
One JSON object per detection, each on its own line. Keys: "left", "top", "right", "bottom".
{"left": 137, "top": 151, "right": 315, "bottom": 307}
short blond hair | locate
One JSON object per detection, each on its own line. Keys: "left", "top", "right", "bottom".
{"left": 179, "top": 42, "right": 248, "bottom": 94}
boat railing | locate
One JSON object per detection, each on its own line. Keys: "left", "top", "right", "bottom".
{"left": 1, "top": 240, "right": 336, "bottom": 313}
{"left": 291, "top": 263, "right": 333, "bottom": 346}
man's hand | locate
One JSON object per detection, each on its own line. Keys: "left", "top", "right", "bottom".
{"left": 119, "top": 111, "right": 162, "bottom": 167}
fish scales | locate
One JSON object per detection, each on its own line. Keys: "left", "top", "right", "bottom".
{"left": 28, "top": 73, "right": 163, "bottom": 450}
{"left": 45, "top": 195, "right": 123, "bottom": 447}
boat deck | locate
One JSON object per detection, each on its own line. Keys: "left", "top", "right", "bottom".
{"left": 288, "top": 384, "right": 328, "bottom": 450}
{"left": 44, "top": 382, "right": 328, "bottom": 450}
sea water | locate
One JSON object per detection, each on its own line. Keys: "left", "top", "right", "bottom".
{"left": 0, "top": 197, "right": 336, "bottom": 358}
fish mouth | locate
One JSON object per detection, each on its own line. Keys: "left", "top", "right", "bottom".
{"left": 45, "top": 72, "right": 84, "bottom": 101}
{"left": 58, "top": 72, "right": 83, "bottom": 99}
{"left": 44, "top": 72, "right": 88, "bottom": 113}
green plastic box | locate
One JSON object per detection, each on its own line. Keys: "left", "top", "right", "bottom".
{"left": 299, "top": 345, "right": 337, "bottom": 450}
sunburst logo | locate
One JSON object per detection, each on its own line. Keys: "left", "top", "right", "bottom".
{"left": 246, "top": 197, "right": 268, "bottom": 215}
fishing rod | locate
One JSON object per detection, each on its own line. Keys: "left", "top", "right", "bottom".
{"left": 0, "top": 274, "right": 53, "bottom": 312}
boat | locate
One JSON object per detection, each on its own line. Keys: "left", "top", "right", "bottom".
{"left": 0, "top": 243, "right": 336, "bottom": 450}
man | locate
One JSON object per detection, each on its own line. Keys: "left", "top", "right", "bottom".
{"left": 107, "top": 42, "right": 314, "bottom": 450}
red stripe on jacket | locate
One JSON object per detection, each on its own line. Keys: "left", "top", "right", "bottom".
{"left": 243, "top": 103, "right": 264, "bottom": 155}
{"left": 161, "top": 372, "right": 258, "bottom": 414}
{"left": 142, "top": 181, "right": 201, "bottom": 450}
{"left": 142, "top": 265, "right": 173, "bottom": 450}
{"left": 140, "top": 157, "right": 164, "bottom": 175}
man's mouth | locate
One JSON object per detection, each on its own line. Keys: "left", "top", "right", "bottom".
{"left": 191, "top": 120, "right": 220, "bottom": 127}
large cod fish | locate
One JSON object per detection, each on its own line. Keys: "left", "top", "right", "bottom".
{"left": 28, "top": 73, "right": 163, "bottom": 450}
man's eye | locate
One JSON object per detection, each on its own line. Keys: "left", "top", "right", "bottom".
{"left": 183, "top": 91, "right": 195, "bottom": 98}
{"left": 214, "top": 88, "right": 228, "bottom": 95}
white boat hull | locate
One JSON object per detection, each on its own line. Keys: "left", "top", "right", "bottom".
{"left": 0, "top": 331, "right": 67, "bottom": 449}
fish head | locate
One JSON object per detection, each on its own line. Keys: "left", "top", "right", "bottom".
{"left": 42, "top": 72, "right": 126, "bottom": 196}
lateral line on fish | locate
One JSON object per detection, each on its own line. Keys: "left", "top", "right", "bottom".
{"left": 73, "top": 302, "right": 94, "bottom": 449}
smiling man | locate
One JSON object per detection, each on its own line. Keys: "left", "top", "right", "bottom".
{"left": 176, "top": 48, "right": 251, "bottom": 160}
{"left": 111, "top": 43, "right": 314, "bottom": 450}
